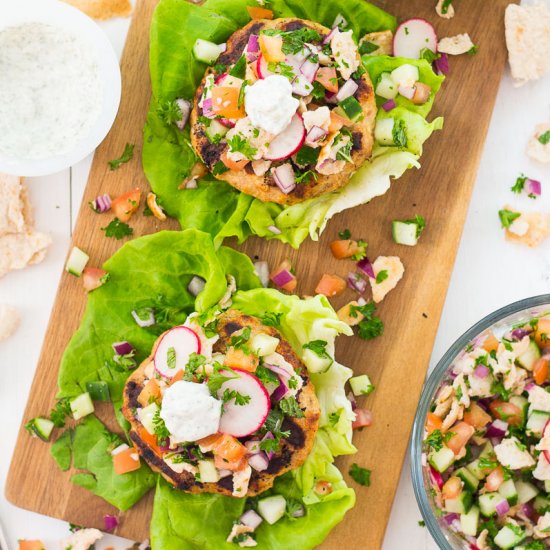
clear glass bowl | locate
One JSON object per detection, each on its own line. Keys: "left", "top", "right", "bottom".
{"left": 410, "top": 294, "right": 550, "bottom": 549}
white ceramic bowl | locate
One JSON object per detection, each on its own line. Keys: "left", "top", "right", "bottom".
{"left": 0, "top": 0, "right": 121, "bottom": 177}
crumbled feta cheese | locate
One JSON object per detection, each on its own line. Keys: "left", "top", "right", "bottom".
{"left": 438, "top": 33, "right": 475, "bottom": 55}
{"left": 436, "top": 0, "right": 455, "bottom": 19}
{"left": 0, "top": 304, "right": 20, "bottom": 342}
{"left": 534, "top": 512, "right": 550, "bottom": 539}
{"left": 368, "top": 256, "right": 405, "bottom": 303}
{"left": 330, "top": 29, "right": 360, "bottom": 79}
{"left": 529, "top": 386, "right": 550, "bottom": 413}
{"left": 453, "top": 374, "right": 470, "bottom": 407}
{"left": 508, "top": 216, "right": 530, "bottom": 237}
{"left": 302, "top": 106, "right": 331, "bottom": 134}
{"left": 60, "top": 528, "right": 103, "bottom": 550}
{"left": 227, "top": 523, "right": 257, "bottom": 547}
{"left": 494, "top": 437, "right": 535, "bottom": 470}
{"left": 252, "top": 159, "right": 271, "bottom": 176}
{"left": 527, "top": 121, "right": 550, "bottom": 163}
{"left": 225, "top": 118, "right": 273, "bottom": 162}
{"left": 533, "top": 454, "right": 550, "bottom": 481}
{"left": 164, "top": 453, "right": 198, "bottom": 475}
{"left": 505, "top": 210, "right": 550, "bottom": 248}
{"left": 232, "top": 464, "right": 252, "bottom": 497}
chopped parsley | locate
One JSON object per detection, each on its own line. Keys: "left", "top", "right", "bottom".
{"left": 441, "top": 0, "right": 453, "bottom": 14}
{"left": 525, "top": 541, "right": 547, "bottom": 550}
{"left": 349, "top": 302, "right": 384, "bottom": 340}
{"left": 490, "top": 378, "right": 511, "bottom": 401}
{"left": 349, "top": 463, "right": 371, "bottom": 486}
{"left": 268, "top": 61, "right": 295, "bottom": 80}
{"left": 230, "top": 327, "right": 252, "bottom": 351}
{"left": 311, "top": 80, "right": 326, "bottom": 100}
{"left": 184, "top": 352, "right": 206, "bottom": 381}
{"left": 263, "top": 409, "right": 291, "bottom": 441}
{"left": 49, "top": 399, "right": 72, "bottom": 428}
{"left": 511, "top": 173, "right": 527, "bottom": 194}
{"left": 467, "top": 45, "right": 479, "bottom": 56}
{"left": 212, "top": 161, "right": 229, "bottom": 175}
{"left": 302, "top": 340, "right": 333, "bottom": 366}
{"left": 295, "top": 145, "right": 320, "bottom": 167}
{"left": 339, "top": 229, "right": 351, "bottom": 239}
{"left": 166, "top": 347, "right": 177, "bottom": 369}
{"left": 278, "top": 27, "right": 321, "bottom": 55}
{"left": 260, "top": 312, "right": 282, "bottom": 327}
{"left": 359, "top": 41, "right": 379, "bottom": 55}
{"left": 222, "top": 389, "right": 251, "bottom": 406}
{"left": 538, "top": 130, "right": 550, "bottom": 145}
{"left": 255, "top": 364, "right": 279, "bottom": 386}
{"left": 335, "top": 130, "right": 353, "bottom": 162}
{"left": 285, "top": 498, "right": 304, "bottom": 521}
{"left": 498, "top": 209, "right": 521, "bottom": 229}
{"left": 279, "top": 396, "right": 305, "bottom": 418}
{"left": 288, "top": 377, "right": 298, "bottom": 390}
{"left": 101, "top": 217, "right": 133, "bottom": 239}
{"left": 392, "top": 119, "right": 408, "bottom": 148}
{"left": 153, "top": 409, "right": 170, "bottom": 447}
{"left": 229, "top": 56, "right": 246, "bottom": 79}
{"left": 425, "top": 429, "right": 445, "bottom": 451}
{"left": 295, "top": 170, "right": 317, "bottom": 185}
{"left": 227, "top": 134, "right": 257, "bottom": 160}
{"left": 419, "top": 47, "right": 439, "bottom": 64}
{"left": 207, "top": 364, "right": 238, "bottom": 394}
{"left": 108, "top": 143, "right": 134, "bottom": 170}
{"left": 157, "top": 100, "right": 183, "bottom": 126}
{"left": 418, "top": 520, "right": 426, "bottom": 527}
{"left": 375, "top": 270, "right": 388, "bottom": 284}
{"left": 259, "top": 437, "right": 280, "bottom": 453}
{"left": 329, "top": 411, "right": 341, "bottom": 426}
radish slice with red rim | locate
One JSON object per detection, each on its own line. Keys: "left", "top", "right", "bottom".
{"left": 393, "top": 18, "right": 437, "bottom": 60}
{"left": 265, "top": 114, "right": 305, "bottom": 161}
{"left": 256, "top": 54, "right": 276, "bottom": 79}
{"left": 154, "top": 326, "right": 201, "bottom": 378}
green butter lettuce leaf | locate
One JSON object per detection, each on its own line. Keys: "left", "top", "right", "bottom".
{"left": 143, "top": 0, "right": 442, "bottom": 248}
{"left": 52, "top": 416, "right": 156, "bottom": 511}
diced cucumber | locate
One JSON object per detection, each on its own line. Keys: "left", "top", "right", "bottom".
{"left": 526, "top": 409, "right": 550, "bottom": 437}
{"left": 70, "top": 392, "right": 95, "bottom": 420}
{"left": 138, "top": 402, "right": 159, "bottom": 435}
{"left": 480, "top": 441, "right": 494, "bottom": 457}
{"left": 545, "top": 479, "right": 550, "bottom": 493}
{"left": 65, "top": 246, "right": 89, "bottom": 277}
{"left": 478, "top": 492, "right": 501, "bottom": 517}
{"left": 392, "top": 220, "right": 420, "bottom": 246}
{"left": 428, "top": 446, "right": 455, "bottom": 473}
{"left": 25, "top": 417, "right": 55, "bottom": 441}
{"left": 337, "top": 96, "right": 363, "bottom": 122}
{"left": 460, "top": 505, "right": 479, "bottom": 537}
{"left": 493, "top": 524, "right": 525, "bottom": 549}
{"left": 257, "top": 495, "right": 287, "bottom": 525}
{"left": 466, "top": 459, "right": 487, "bottom": 481}
{"left": 198, "top": 459, "right": 220, "bottom": 483}
{"left": 302, "top": 348, "right": 333, "bottom": 374}
{"left": 349, "top": 374, "right": 374, "bottom": 396}
{"left": 455, "top": 467, "right": 479, "bottom": 492}
{"left": 534, "top": 494, "right": 550, "bottom": 514}
{"left": 498, "top": 479, "right": 518, "bottom": 506}
{"left": 85, "top": 380, "right": 111, "bottom": 402}
{"left": 445, "top": 491, "right": 472, "bottom": 515}
{"left": 251, "top": 333, "right": 280, "bottom": 357}
{"left": 375, "top": 72, "right": 398, "bottom": 99}
{"left": 205, "top": 119, "right": 229, "bottom": 143}
{"left": 193, "top": 39, "right": 225, "bottom": 65}
{"left": 374, "top": 118, "right": 395, "bottom": 145}
{"left": 509, "top": 395, "right": 529, "bottom": 423}
{"left": 517, "top": 339, "right": 542, "bottom": 370}
{"left": 515, "top": 480, "right": 539, "bottom": 504}
{"left": 390, "top": 64, "right": 420, "bottom": 86}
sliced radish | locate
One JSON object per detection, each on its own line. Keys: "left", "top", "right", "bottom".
{"left": 393, "top": 18, "right": 437, "bottom": 60}
{"left": 154, "top": 326, "right": 201, "bottom": 378}
{"left": 292, "top": 74, "right": 313, "bottom": 96}
{"left": 256, "top": 54, "right": 276, "bottom": 79}
{"left": 217, "top": 368, "right": 270, "bottom": 437}
{"left": 265, "top": 114, "right": 305, "bottom": 161}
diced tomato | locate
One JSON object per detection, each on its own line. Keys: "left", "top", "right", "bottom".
{"left": 169, "top": 369, "right": 184, "bottom": 385}
{"left": 314, "top": 480, "right": 333, "bottom": 495}
{"left": 211, "top": 86, "right": 246, "bottom": 119}
{"left": 19, "top": 542, "right": 45, "bottom": 550}
{"left": 489, "top": 400, "right": 522, "bottom": 426}
{"left": 198, "top": 433, "right": 223, "bottom": 452}
{"left": 259, "top": 34, "right": 285, "bottom": 62}
{"left": 411, "top": 82, "right": 431, "bottom": 105}
{"left": 214, "top": 454, "right": 248, "bottom": 472}
{"left": 146, "top": 192, "right": 167, "bottom": 221}
{"left": 442, "top": 476, "right": 462, "bottom": 500}
{"left": 535, "top": 319, "right": 550, "bottom": 348}
{"left": 352, "top": 408, "right": 373, "bottom": 430}
{"left": 446, "top": 422, "right": 475, "bottom": 455}
{"left": 315, "top": 274, "right": 346, "bottom": 297}
{"left": 463, "top": 403, "right": 492, "bottom": 429}
{"left": 224, "top": 347, "right": 259, "bottom": 372}
{"left": 328, "top": 111, "right": 351, "bottom": 133}
{"left": 111, "top": 188, "right": 141, "bottom": 222}
{"left": 315, "top": 67, "right": 338, "bottom": 93}
{"left": 330, "top": 239, "right": 364, "bottom": 259}
{"left": 482, "top": 332, "right": 500, "bottom": 353}
{"left": 246, "top": 5, "right": 274, "bottom": 19}
{"left": 337, "top": 301, "right": 363, "bottom": 327}
{"left": 534, "top": 358, "right": 549, "bottom": 385}
{"left": 82, "top": 267, "right": 108, "bottom": 292}
{"left": 220, "top": 149, "right": 249, "bottom": 171}
{"left": 425, "top": 412, "right": 443, "bottom": 435}
{"left": 484, "top": 466, "right": 505, "bottom": 491}
{"left": 113, "top": 446, "right": 141, "bottom": 475}
{"left": 138, "top": 378, "right": 162, "bottom": 407}
{"left": 270, "top": 260, "right": 297, "bottom": 293}
{"left": 212, "top": 433, "right": 247, "bottom": 463}
{"left": 137, "top": 425, "right": 162, "bottom": 456}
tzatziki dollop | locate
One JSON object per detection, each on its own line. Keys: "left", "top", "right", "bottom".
{"left": 0, "top": 23, "right": 103, "bottom": 160}
{"left": 244, "top": 75, "right": 299, "bottom": 135}
{"left": 160, "top": 380, "right": 222, "bottom": 442}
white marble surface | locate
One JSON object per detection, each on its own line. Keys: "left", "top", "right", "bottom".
{"left": 1, "top": 2, "right": 549, "bottom": 549}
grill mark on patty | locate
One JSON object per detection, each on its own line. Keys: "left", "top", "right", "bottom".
{"left": 352, "top": 132, "right": 362, "bottom": 151}
{"left": 200, "top": 140, "right": 225, "bottom": 169}
{"left": 283, "top": 417, "right": 306, "bottom": 448}
{"left": 224, "top": 321, "right": 243, "bottom": 336}
{"left": 283, "top": 20, "right": 307, "bottom": 32}
{"left": 357, "top": 78, "right": 373, "bottom": 97}
{"left": 125, "top": 380, "right": 141, "bottom": 409}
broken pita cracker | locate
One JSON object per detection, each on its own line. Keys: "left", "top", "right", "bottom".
{"left": 0, "top": 174, "right": 32, "bottom": 235}
{"left": 0, "top": 232, "right": 52, "bottom": 278}
{"left": 505, "top": 209, "right": 550, "bottom": 248}
{"left": 438, "top": 34, "right": 475, "bottom": 55}
{"left": 436, "top": 0, "right": 455, "bottom": 20}
{"left": 0, "top": 304, "right": 20, "bottom": 342}
{"left": 505, "top": 3, "right": 550, "bottom": 87}
{"left": 62, "top": 0, "right": 132, "bottom": 20}
{"left": 368, "top": 256, "right": 405, "bottom": 303}
{"left": 527, "top": 120, "right": 550, "bottom": 163}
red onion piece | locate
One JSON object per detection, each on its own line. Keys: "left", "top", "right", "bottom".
{"left": 429, "top": 466, "right": 444, "bottom": 490}
{"left": 486, "top": 419, "right": 508, "bottom": 439}
{"left": 261, "top": 432, "right": 275, "bottom": 460}
{"left": 473, "top": 364, "right": 489, "bottom": 379}
{"left": 322, "top": 27, "right": 337, "bottom": 45}
{"left": 245, "top": 35, "right": 260, "bottom": 62}
{"left": 526, "top": 178, "right": 542, "bottom": 197}
{"left": 520, "top": 502, "right": 536, "bottom": 521}
{"left": 495, "top": 499, "right": 510, "bottom": 516}
{"left": 347, "top": 391, "right": 357, "bottom": 410}
{"left": 300, "top": 58, "right": 319, "bottom": 83}
{"left": 335, "top": 79, "right": 359, "bottom": 102}
{"left": 254, "top": 260, "right": 270, "bottom": 287}
{"left": 249, "top": 452, "right": 269, "bottom": 471}
{"left": 272, "top": 378, "right": 289, "bottom": 402}
{"left": 245, "top": 439, "right": 261, "bottom": 454}
{"left": 270, "top": 269, "right": 294, "bottom": 288}
{"left": 266, "top": 363, "right": 291, "bottom": 379}
{"left": 175, "top": 99, "right": 191, "bottom": 130}
{"left": 159, "top": 438, "right": 171, "bottom": 452}
{"left": 398, "top": 84, "right": 416, "bottom": 100}
{"left": 273, "top": 163, "right": 296, "bottom": 194}
{"left": 356, "top": 257, "right": 375, "bottom": 279}
{"left": 292, "top": 74, "right": 313, "bottom": 96}
{"left": 131, "top": 308, "right": 155, "bottom": 328}
{"left": 201, "top": 98, "right": 216, "bottom": 119}
{"left": 382, "top": 99, "right": 396, "bottom": 112}
{"left": 104, "top": 514, "right": 118, "bottom": 532}
{"left": 511, "top": 327, "right": 532, "bottom": 341}
{"left": 112, "top": 341, "right": 134, "bottom": 356}
{"left": 305, "top": 125, "right": 328, "bottom": 146}
{"left": 433, "top": 53, "right": 449, "bottom": 75}
{"left": 218, "top": 118, "right": 236, "bottom": 128}
{"left": 187, "top": 275, "right": 206, "bottom": 297}
{"left": 442, "top": 513, "right": 460, "bottom": 526}
{"left": 240, "top": 509, "right": 263, "bottom": 529}
{"left": 267, "top": 224, "right": 282, "bottom": 235}
{"left": 526, "top": 381, "right": 536, "bottom": 391}
{"left": 348, "top": 271, "right": 367, "bottom": 294}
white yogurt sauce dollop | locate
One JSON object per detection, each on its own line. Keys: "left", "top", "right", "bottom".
{"left": 245, "top": 75, "right": 299, "bottom": 135}
{"left": 0, "top": 23, "right": 103, "bottom": 160}
{"left": 160, "top": 381, "right": 221, "bottom": 443}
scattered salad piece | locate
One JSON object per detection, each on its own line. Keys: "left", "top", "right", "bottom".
{"left": 101, "top": 218, "right": 134, "bottom": 240}
{"left": 435, "top": 0, "right": 454, "bottom": 19}
{"left": 337, "top": 301, "right": 364, "bottom": 327}
{"left": 70, "top": 392, "right": 95, "bottom": 420}
{"left": 112, "top": 444, "right": 142, "bottom": 475}
{"left": 511, "top": 174, "right": 541, "bottom": 199}
{"left": 527, "top": 120, "right": 550, "bottom": 163}
{"left": 330, "top": 237, "right": 367, "bottom": 260}
{"left": 111, "top": 188, "right": 142, "bottom": 222}
{"left": 349, "top": 463, "right": 371, "bottom": 486}
{"left": 498, "top": 208, "right": 521, "bottom": 229}
{"left": 501, "top": 208, "right": 550, "bottom": 248}
{"left": 315, "top": 274, "right": 346, "bottom": 297}
{"left": 25, "top": 416, "right": 55, "bottom": 442}
{"left": 392, "top": 214, "right": 426, "bottom": 246}
{"left": 82, "top": 267, "right": 109, "bottom": 292}
{"left": 350, "top": 301, "right": 384, "bottom": 340}
{"left": 270, "top": 259, "right": 296, "bottom": 292}
{"left": 108, "top": 143, "right": 135, "bottom": 170}
{"left": 60, "top": 528, "right": 103, "bottom": 550}
{"left": 368, "top": 256, "right": 405, "bottom": 303}
{"left": 146, "top": 192, "right": 167, "bottom": 221}
{"left": 49, "top": 398, "right": 71, "bottom": 428}
{"left": 89, "top": 193, "right": 111, "bottom": 213}
{"left": 349, "top": 374, "right": 375, "bottom": 396}
{"left": 393, "top": 19, "right": 437, "bottom": 60}
{"left": 193, "top": 38, "right": 226, "bottom": 65}
{"left": 65, "top": 246, "right": 89, "bottom": 277}
{"left": 437, "top": 33, "right": 476, "bottom": 56}
{"left": 103, "top": 514, "right": 118, "bottom": 532}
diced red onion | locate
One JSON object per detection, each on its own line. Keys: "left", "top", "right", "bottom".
{"left": 215, "top": 73, "right": 227, "bottom": 84}
{"left": 272, "top": 378, "right": 289, "bottom": 402}
{"left": 91, "top": 193, "right": 112, "bottom": 213}
{"left": 520, "top": 502, "right": 536, "bottom": 521}
{"left": 486, "top": 419, "right": 508, "bottom": 439}
{"left": 335, "top": 79, "right": 359, "bottom": 102}
{"left": 398, "top": 84, "right": 416, "bottom": 100}
{"left": 429, "top": 466, "right": 444, "bottom": 490}
{"left": 292, "top": 74, "right": 313, "bottom": 96}
{"left": 187, "top": 276, "right": 205, "bottom": 297}
{"left": 305, "top": 125, "right": 328, "bottom": 146}
{"left": 382, "top": 99, "right": 396, "bottom": 112}
{"left": 218, "top": 118, "right": 236, "bottom": 128}
{"left": 495, "top": 499, "right": 510, "bottom": 516}
{"left": 356, "top": 257, "right": 375, "bottom": 279}
{"left": 254, "top": 261, "right": 270, "bottom": 287}
{"left": 273, "top": 164, "right": 296, "bottom": 194}
{"left": 248, "top": 452, "right": 269, "bottom": 471}
{"left": 473, "top": 364, "right": 490, "bottom": 379}
{"left": 266, "top": 363, "right": 291, "bottom": 379}
{"left": 267, "top": 224, "right": 282, "bottom": 235}
{"left": 175, "top": 99, "right": 191, "bottom": 130}
{"left": 347, "top": 391, "right": 357, "bottom": 410}
{"left": 325, "top": 91, "right": 339, "bottom": 104}
{"left": 103, "top": 514, "right": 118, "bottom": 532}
{"left": 159, "top": 438, "right": 171, "bottom": 452}
{"left": 442, "top": 513, "right": 459, "bottom": 526}
{"left": 300, "top": 58, "right": 319, "bottom": 83}
{"left": 245, "top": 439, "right": 261, "bottom": 454}
{"left": 347, "top": 271, "right": 367, "bottom": 294}
{"left": 131, "top": 308, "right": 155, "bottom": 328}
{"left": 270, "top": 269, "right": 294, "bottom": 288}
{"left": 112, "top": 341, "right": 134, "bottom": 356}
{"left": 322, "top": 28, "right": 337, "bottom": 45}
{"left": 526, "top": 178, "right": 542, "bottom": 197}
{"left": 201, "top": 98, "right": 216, "bottom": 118}
{"left": 433, "top": 53, "right": 449, "bottom": 75}
{"left": 511, "top": 327, "right": 532, "bottom": 341}
{"left": 240, "top": 509, "right": 263, "bottom": 529}
{"left": 245, "top": 35, "right": 260, "bottom": 61}
{"left": 526, "top": 381, "right": 536, "bottom": 391}
{"left": 261, "top": 432, "right": 275, "bottom": 460}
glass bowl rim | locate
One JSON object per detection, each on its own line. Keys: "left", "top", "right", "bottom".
{"left": 410, "top": 294, "right": 550, "bottom": 549}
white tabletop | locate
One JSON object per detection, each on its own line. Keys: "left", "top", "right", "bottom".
{"left": 1, "top": 2, "right": 549, "bottom": 549}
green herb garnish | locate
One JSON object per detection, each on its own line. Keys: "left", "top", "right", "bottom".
{"left": 349, "top": 463, "right": 371, "bottom": 486}
{"left": 108, "top": 143, "right": 134, "bottom": 170}
{"left": 101, "top": 218, "right": 133, "bottom": 240}
{"left": 498, "top": 209, "right": 521, "bottom": 229}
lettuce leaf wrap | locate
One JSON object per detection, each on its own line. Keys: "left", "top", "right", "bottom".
{"left": 143, "top": 0, "right": 444, "bottom": 248}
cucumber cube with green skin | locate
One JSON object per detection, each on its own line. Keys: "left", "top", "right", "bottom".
{"left": 337, "top": 96, "right": 363, "bottom": 122}
{"left": 374, "top": 118, "right": 394, "bottom": 145}
{"left": 526, "top": 410, "right": 550, "bottom": 437}
{"left": 392, "top": 221, "right": 419, "bottom": 246}
{"left": 455, "top": 467, "right": 479, "bottom": 492}
{"left": 493, "top": 524, "right": 526, "bottom": 549}
{"left": 302, "top": 348, "right": 332, "bottom": 373}
{"left": 534, "top": 494, "right": 550, "bottom": 514}
{"left": 138, "top": 402, "right": 159, "bottom": 436}
{"left": 70, "top": 392, "right": 95, "bottom": 420}
{"left": 257, "top": 495, "right": 287, "bottom": 525}
{"left": 460, "top": 505, "right": 479, "bottom": 537}
{"left": 466, "top": 458, "right": 487, "bottom": 481}
{"left": 349, "top": 374, "right": 374, "bottom": 396}
{"left": 375, "top": 72, "right": 398, "bottom": 100}
{"left": 193, "top": 39, "right": 224, "bottom": 65}
{"left": 517, "top": 339, "right": 541, "bottom": 370}
{"left": 515, "top": 480, "right": 539, "bottom": 504}
{"left": 498, "top": 479, "right": 518, "bottom": 506}
{"left": 205, "top": 119, "right": 229, "bottom": 143}
{"left": 85, "top": 380, "right": 111, "bottom": 402}
{"left": 479, "top": 441, "right": 494, "bottom": 457}
{"left": 509, "top": 395, "right": 529, "bottom": 423}
{"left": 479, "top": 492, "right": 501, "bottom": 517}
{"left": 445, "top": 491, "right": 472, "bottom": 515}
{"left": 428, "top": 446, "right": 455, "bottom": 473}
{"left": 65, "top": 246, "right": 89, "bottom": 277}
{"left": 545, "top": 479, "right": 550, "bottom": 493}
{"left": 25, "top": 417, "right": 55, "bottom": 441}
{"left": 251, "top": 333, "right": 279, "bottom": 357}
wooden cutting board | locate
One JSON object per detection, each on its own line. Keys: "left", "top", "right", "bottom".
{"left": 6, "top": 0, "right": 513, "bottom": 547}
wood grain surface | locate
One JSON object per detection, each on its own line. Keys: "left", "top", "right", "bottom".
{"left": 6, "top": 0, "right": 513, "bottom": 548}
